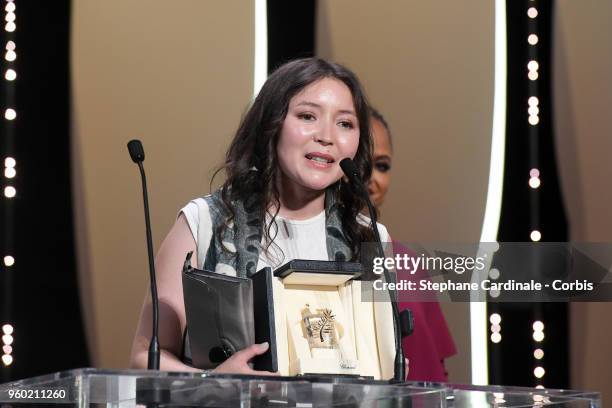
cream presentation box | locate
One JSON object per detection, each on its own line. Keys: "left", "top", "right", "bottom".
{"left": 251, "top": 260, "right": 396, "bottom": 380}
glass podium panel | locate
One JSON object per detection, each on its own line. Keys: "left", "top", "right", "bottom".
{"left": 0, "top": 368, "right": 600, "bottom": 407}
{"left": 406, "top": 381, "right": 601, "bottom": 408}
{"left": 0, "top": 368, "right": 445, "bottom": 407}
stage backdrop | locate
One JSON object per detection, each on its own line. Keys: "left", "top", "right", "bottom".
{"left": 553, "top": 0, "right": 612, "bottom": 402}
{"left": 316, "top": 0, "right": 495, "bottom": 383}
{"left": 71, "top": 0, "right": 254, "bottom": 368}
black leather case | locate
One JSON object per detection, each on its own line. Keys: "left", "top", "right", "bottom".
{"left": 182, "top": 260, "right": 254, "bottom": 369}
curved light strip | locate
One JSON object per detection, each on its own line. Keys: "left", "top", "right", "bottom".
{"left": 253, "top": 0, "right": 268, "bottom": 97}
{"left": 471, "top": 0, "right": 507, "bottom": 385}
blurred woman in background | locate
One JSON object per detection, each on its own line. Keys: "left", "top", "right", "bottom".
{"left": 369, "top": 107, "right": 456, "bottom": 382}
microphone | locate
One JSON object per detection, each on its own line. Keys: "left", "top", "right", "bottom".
{"left": 128, "top": 139, "right": 145, "bottom": 163}
{"left": 127, "top": 139, "right": 160, "bottom": 370}
{"left": 339, "top": 158, "right": 362, "bottom": 187}
{"left": 340, "top": 158, "right": 407, "bottom": 382}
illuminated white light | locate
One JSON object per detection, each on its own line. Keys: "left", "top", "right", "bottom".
{"left": 5, "top": 40, "right": 15, "bottom": 51}
{"left": 4, "top": 108, "right": 16, "bottom": 120}
{"left": 5, "top": 49, "right": 16, "bottom": 61}
{"left": 3, "top": 255, "right": 15, "bottom": 266}
{"left": 5, "top": 22, "right": 16, "bottom": 33}
{"left": 529, "top": 177, "right": 541, "bottom": 189}
{"left": 528, "top": 34, "right": 539, "bottom": 45}
{"left": 491, "top": 324, "right": 501, "bottom": 333}
{"left": 528, "top": 106, "right": 540, "bottom": 116}
{"left": 530, "top": 168, "right": 540, "bottom": 178}
{"left": 534, "top": 366, "right": 545, "bottom": 378}
{"left": 528, "top": 96, "right": 540, "bottom": 106}
{"left": 528, "top": 71, "right": 539, "bottom": 81}
{"left": 5, "top": 12, "right": 15, "bottom": 23}
{"left": 1, "top": 324, "right": 13, "bottom": 335}
{"left": 533, "top": 321, "right": 544, "bottom": 332}
{"left": 491, "top": 332, "right": 502, "bottom": 343}
{"left": 533, "top": 395, "right": 544, "bottom": 403}
{"left": 493, "top": 392, "right": 505, "bottom": 404}
{"left": 5, "top": 157, "right": 16, "bottom": 168}
{"left": 534, "top": 348, "right": 544, "bottom": 359}
{"left": 4, "top": 186, "right": 16, "bottom": 198}
{"left": 536, "top": 385, "right": 545, "bottom": 389}
{"left": 1, "top": 334, "right": 13, "bottom": 346}
{"left": 5, "top": 68, "right": 16, "bottom": 80}
{"left": 490, "top": 288, "right": 500, "bottom": 298}
{"left": 528, "top": 115, "right": 540, "bottom": 126}
{"left": 253, "top": 0, "right": 268, "bottom": 97}
{"left": 4, "top": 167, "right": 16, "bottom": 178}
{"left": 471, "top": 0, "right": 507, "bottom": 386}
{"left": 490, "top": 313, "right": 502, "bottom": 325}
{"left": 528, "top": 60, "right": 539, "bottom": 71}
{"left": 2, "top": 345, "right": 11, "bottom": 354}
{"left": 533, "top": 331, "right": 545, "bottom": 342}
{"left": 1, "top": 354, "right": 13, "bottom": 366}
{"left": 5, "top": 2, "right": 15, "bottom": 12}
{"left": 489, "top": 268, "right": 500, "bottom": 279}
{"left": 527, "top": 7, "right": 538, "bottom": 18}
{"left": 531, "top": 230, "right": 542, "bottom": 242}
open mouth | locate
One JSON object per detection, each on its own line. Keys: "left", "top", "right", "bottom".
{"left": 305, "top": 153, "right": 334, "bottom": 164}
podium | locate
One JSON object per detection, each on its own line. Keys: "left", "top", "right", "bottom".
{"left": 0, "top": 368, "right": 601, "bottom": 407}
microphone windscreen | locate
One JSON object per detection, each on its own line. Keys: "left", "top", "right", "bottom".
{"left": 339, "top": 158, "right": 360, "bottom": 181}
{"left": 127, "top": 139, "right": 145, "bottom": 163}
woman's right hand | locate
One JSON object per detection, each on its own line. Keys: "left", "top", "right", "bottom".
{"left": 213, "top": 342, "right": 279, "bottom": 376}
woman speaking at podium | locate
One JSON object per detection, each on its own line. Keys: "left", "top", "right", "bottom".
{"left": 130, "top": 58, "right": 392, "bottom": 375}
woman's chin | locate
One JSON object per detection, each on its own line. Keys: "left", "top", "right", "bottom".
{"left": 302, "top": 177, "right": 341, "bottom": 192}
{"left": 302, "top": 183, "right": 332, "bottom": 193}
{"left": 369, "top": 194, "right": 382, "bottom": 207}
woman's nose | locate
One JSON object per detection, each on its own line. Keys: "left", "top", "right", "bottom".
{"left": 314, "top": 134, "right": 332, "bottom": 146}
{"left": 368, "top": 177, "right": 377, "bottom": 192}
{"left": 314, "top": 122, "right": 334, "bottom": 145}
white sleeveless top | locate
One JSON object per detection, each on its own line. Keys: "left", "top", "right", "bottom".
{"left": 180, "top": 197, "right": 390, "bottom": 274}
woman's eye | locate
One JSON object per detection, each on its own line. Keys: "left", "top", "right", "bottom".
{"left": 338, "top": 120, "right": 354, "bottom": 129}
{"left": 298, "top": 113, "right": 316, "bottom": 121}
{"left": 375, "top": 162, "right": 391, "bottom": 173}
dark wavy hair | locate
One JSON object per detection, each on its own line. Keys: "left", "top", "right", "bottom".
{"left": 213, "top": 58, "right": 374, "bottom": 261}
{"left": 370, "top": 107, "right": 393, "bottom": 150}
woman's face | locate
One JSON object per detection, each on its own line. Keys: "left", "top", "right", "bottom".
{"left": 277, "top": 77, "right": 360, "bottom": 195}
{"left": 368, "top": 118, "right": 392, "bottom": 207}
